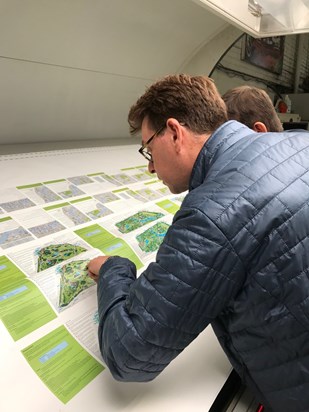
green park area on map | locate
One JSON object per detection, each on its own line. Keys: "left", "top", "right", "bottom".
{"left": 58, "top": 259, "right": 95, "bottom": 307}
{"left": 36, "top": 243, "right": 87, "bottom": 272}
{"left": 136, "top": 222, "right": 170, "bottom": 252}
{"left": 115, "top": 211, "right": 164, "bottom": 233}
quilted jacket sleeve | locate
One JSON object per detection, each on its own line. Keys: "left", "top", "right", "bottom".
{"left": 97, "top": 205, "right": 245, "bottom": 381}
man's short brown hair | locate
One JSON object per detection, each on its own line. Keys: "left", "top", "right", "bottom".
{"left": 222, "top": 85, "right": 283, "bottom": 132}
{"left": 128, "top": 74, "right": 228, "bottom": 135}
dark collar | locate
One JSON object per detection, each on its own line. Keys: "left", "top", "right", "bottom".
{"left": 189, "top": 121, "right": 253, "bottom": 191}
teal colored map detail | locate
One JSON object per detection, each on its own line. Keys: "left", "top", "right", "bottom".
{"left": 36, "top": 243, "right": 87, "bottom": 272}
{"left": 58, "top": 260, "right": 95, "bottom": 307}
{"left": 116, "top": 211, "right": 164, "bottom": 233}
{"left": 93, "top": 310, "right": 99, "bottom": 324}
{"left": 136, "top": 222, "right": 170, "bottom": 252}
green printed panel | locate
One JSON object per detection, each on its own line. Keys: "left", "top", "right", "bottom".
{"left": 22, "top": 325, "right": 104, "bottom": 403}
{"left": 121, "top": 166, "right": 135, "bottom": 171}
{"left": 156, "top": 199, "right": 180, "bottom": 215}
{"left": 87, "top": 172, "right": 103, "bottom": 177}
{"left": 75, "top": 224, "right": 143, "bottom": 269}
{"left": 0, "top": 216, "right": 12, "bottom": 223}
{"left": 70, "top": 196, "right": 92, "bottom": 203}
{"left": 112, "top": 188, "right": 129, "bottom": 193}
{"left": 17, "top": 183, "right": 42, "bottom": 189}
{"left": 0, "top": 256, "right": 56, "bottom": 340}
{"left": 0, "top": 256, "right": 25, "bottom": 282}
{"left": 144, "top": 180, "right": 159, "bottom": 185}
{"left": 44, "top": 202, "right": 70, "bottom": 211}
{"left": 43, "top": 179, "right": 66, "bottom": 184}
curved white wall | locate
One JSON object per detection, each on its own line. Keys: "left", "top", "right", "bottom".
{"left": 182, "top": 25, "right": 242, "bottom": 76}
{"left": 0, "top": 0, "right": 240, "bottom": 147}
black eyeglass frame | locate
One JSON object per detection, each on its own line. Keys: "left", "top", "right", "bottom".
{"left": 138, "top": 124, "right": 165, "bottom": 162}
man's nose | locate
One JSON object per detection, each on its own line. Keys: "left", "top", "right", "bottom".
{"left": 148, "top": 161, "right": 156, "bottom": 174}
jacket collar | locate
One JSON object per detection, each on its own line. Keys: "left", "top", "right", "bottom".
{"left": 189, "top": 120, "right": 253, "bottom": 191}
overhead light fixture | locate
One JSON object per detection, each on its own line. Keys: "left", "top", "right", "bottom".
{"left": 248, "top": 0, "right": 262, "bottom": 18}
{"left": 193, "top": 0, "right": 309, "bottom": 37}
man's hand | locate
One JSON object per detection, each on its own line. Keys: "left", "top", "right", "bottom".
{"left": 87, "top": 256, "right": 111, "bottom": 283}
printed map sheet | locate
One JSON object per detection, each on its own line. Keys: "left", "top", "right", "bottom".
{"left": 0, "top": 163, "right": 183, "bottom": 403}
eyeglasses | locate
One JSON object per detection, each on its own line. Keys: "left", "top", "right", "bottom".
{"left": 138, "top": 125, "right": 165, "bottom": 162}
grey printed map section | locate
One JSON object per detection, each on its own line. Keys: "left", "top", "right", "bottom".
{"left": 0, "top": 198, "right": 35, "bottom": 212}
{"left": 0, "top": 227, "right": 34, "bottom": 249}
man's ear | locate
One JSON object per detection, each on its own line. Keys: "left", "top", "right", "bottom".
{"left": 166, "top": 118, "right": 183, "bottom": 145}
{"left": 253, "top": 122, "right": 268, "bottom": 133}
{"left": 165, "top": 118, "right": 187, "bottom": 155}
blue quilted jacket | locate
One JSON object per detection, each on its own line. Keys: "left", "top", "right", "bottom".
{"left": 97, "top": 120, "right": 309, "bottom": 412}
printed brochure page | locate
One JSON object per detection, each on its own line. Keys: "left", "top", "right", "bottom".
{"left": 0, "top": 146, "right": 231, "bottom": 412}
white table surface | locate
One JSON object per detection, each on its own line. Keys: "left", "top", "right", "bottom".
{"left": 0, "top": 144, "right": 232, "bottom": 412}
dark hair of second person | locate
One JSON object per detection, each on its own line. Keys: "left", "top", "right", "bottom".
{"left": 222, "top": 85, "right": 283, "bottom": 132}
